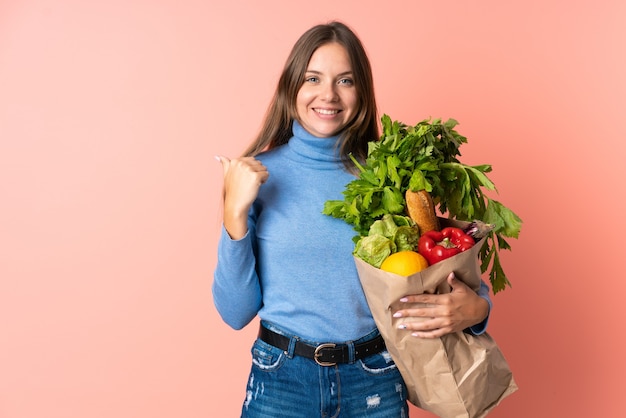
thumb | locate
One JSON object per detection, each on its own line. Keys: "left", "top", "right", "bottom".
{"left": 447, "top": 272, "right": 461, "bottom": 288}
{"left": 215, "top": 155, "right": 230, "bottom": 175}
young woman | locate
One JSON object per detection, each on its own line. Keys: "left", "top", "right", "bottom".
{"left": 213, "top": 21, "right": 491, "bottom": 417}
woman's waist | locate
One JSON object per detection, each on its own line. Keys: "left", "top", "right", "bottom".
{"left": 258, "top": 309, "right": 376, "bottom": 343}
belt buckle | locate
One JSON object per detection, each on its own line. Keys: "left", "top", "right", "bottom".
{"left": 314, "top": 343, "right": 337, "bottom": 366}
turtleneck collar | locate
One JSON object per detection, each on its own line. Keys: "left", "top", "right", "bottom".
{"left": 287, "top": 120, "right": 344, "bottom": 164}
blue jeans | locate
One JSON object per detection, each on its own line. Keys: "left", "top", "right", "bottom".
{"left": 240, "top": 322, "right": 408, "bottom": 418}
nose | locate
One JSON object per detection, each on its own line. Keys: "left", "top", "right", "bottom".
{"left": 321, "top": 82, "right": 339, "bottom": 102}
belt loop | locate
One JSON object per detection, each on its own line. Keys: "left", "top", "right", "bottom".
{"left": 347, "top": 340, "right": 356, "bottom": 364}
{"left": 286, "top": 334, "right": 298, "bottom": 359}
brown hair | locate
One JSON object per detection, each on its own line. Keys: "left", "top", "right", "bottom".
{"left": 242, "top": 21, "right": 379, "bottom": 172}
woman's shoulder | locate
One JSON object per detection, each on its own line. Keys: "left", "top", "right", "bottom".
{"left": 255, "top": 144, "right": 288, "bottom": 164}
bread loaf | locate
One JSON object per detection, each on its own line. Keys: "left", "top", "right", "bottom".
{"left": 405, "top": 189, "right": 439, "bottom": 234}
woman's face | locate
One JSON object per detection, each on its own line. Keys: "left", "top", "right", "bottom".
{"left": 296, "top": 42, "right": 358, "bottom": 138}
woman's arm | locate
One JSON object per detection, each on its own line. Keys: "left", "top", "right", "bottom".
{"left": 212, "top": 156, "right": 269, "bottom": 329}
{"left": 212, "top": 226, "right": 263, "bottom": 329}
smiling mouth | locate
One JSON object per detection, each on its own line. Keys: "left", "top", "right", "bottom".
{"left": 314, "top": 108, "right": 340, "bottom": 115}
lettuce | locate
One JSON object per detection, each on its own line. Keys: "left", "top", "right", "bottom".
{"left": 353, "top": 214, "right": 419, "bottom": 268}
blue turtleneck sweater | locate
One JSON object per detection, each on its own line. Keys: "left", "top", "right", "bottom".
{"left": 212, "top": 121, "right": 490, "bottom": 342}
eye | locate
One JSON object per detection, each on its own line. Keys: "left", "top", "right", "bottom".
{"left": 305, "top": 76, "right": 319, "bottom": 83}
{"left": 338, "top": 78, "right": 354, "bottom": 86}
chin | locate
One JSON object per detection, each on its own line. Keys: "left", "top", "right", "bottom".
{"left": 317, "top": 124, "right": 345, "bottom": 138}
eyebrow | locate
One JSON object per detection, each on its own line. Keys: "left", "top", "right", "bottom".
{"left": 305, "top": 70, "right": 354, "bottom": 77}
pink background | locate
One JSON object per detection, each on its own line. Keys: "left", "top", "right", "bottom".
{"left": 1, "top": 1, "right": 625, "bottom": 417}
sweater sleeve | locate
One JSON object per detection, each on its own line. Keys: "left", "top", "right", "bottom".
{"left": 211, "top": 225, "right": 262, "bottom": 330}
{"left": 467, "top": 280, "right": 492, "bottom": 335}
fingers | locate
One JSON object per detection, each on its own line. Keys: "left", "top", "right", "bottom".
{"left": 396, "top": 316, "right": 454, "bottom": 339}
{"left": 393, "top": 301, "right": 450, "bottom": 335}
{"left": 392, "top": 271, "right": 465, "bottom": 338}
{"left": 393, "top": 303, "right": 439, "bottom": 318}
{"left": 447, "top": 272, "right": 470, "bottom": 292}
{"left": 215, "top": 155, "right": 230, "bottom": 176}
{"left": 217, "top": 156, "right": 270, "bottom": 225}
{"left": 216, "top": 155, "right": 268, "bottom": 240}
{"left": 398, "top": 273, "right": 469, "bottom": 305}
{"left": 447, "top": 272, "right": 457, "bottom": 285}
{"left": 216, "top": 155, "right": 269, "bottom": 185}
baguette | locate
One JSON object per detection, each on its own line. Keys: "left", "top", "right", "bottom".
{"left": 405, "top": 189, "right": 440, "bottom": 234}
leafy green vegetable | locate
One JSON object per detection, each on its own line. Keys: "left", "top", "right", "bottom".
{"left": 352, "top": 214, "right": 419, "bottom": 268}
{"left": 353, "top": 234, "right": 394, "bottom": 268}
{"left": 323, "top": 115, "right": 523, "bottom": 293}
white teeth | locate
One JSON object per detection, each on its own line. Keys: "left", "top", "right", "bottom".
{"left": 316, "top": 108, "right": 339, "bottom": 115}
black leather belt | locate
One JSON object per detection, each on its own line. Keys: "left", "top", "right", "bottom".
{"left": 259, "top": 324, "right": 386, "bottom": 366}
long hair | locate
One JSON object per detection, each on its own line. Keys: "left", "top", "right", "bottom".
{"left": 242, "top": 21, "right": 379, "bottom": 172}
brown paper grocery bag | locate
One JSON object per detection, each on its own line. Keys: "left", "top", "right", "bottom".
{"left": 354, "top": 220, "right": 517, "bottom": 418}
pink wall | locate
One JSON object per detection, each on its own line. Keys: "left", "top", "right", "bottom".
{"left": 1, "top": 1, "right": 624, "bottom": 417}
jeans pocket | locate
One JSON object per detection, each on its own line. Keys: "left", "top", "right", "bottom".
{"left": 251, "top": 338, "right": 286, "bottom": 372}
{"left": 359, "top": 350, "right": 399, "bottom": 375}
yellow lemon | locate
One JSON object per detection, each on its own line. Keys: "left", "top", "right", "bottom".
{"left": 380, "top": 251, "right": 429, "bottom": 276}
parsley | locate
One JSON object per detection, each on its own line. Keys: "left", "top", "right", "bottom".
{"left": 323, "top": 115, "right": 522, "bottom": 293}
